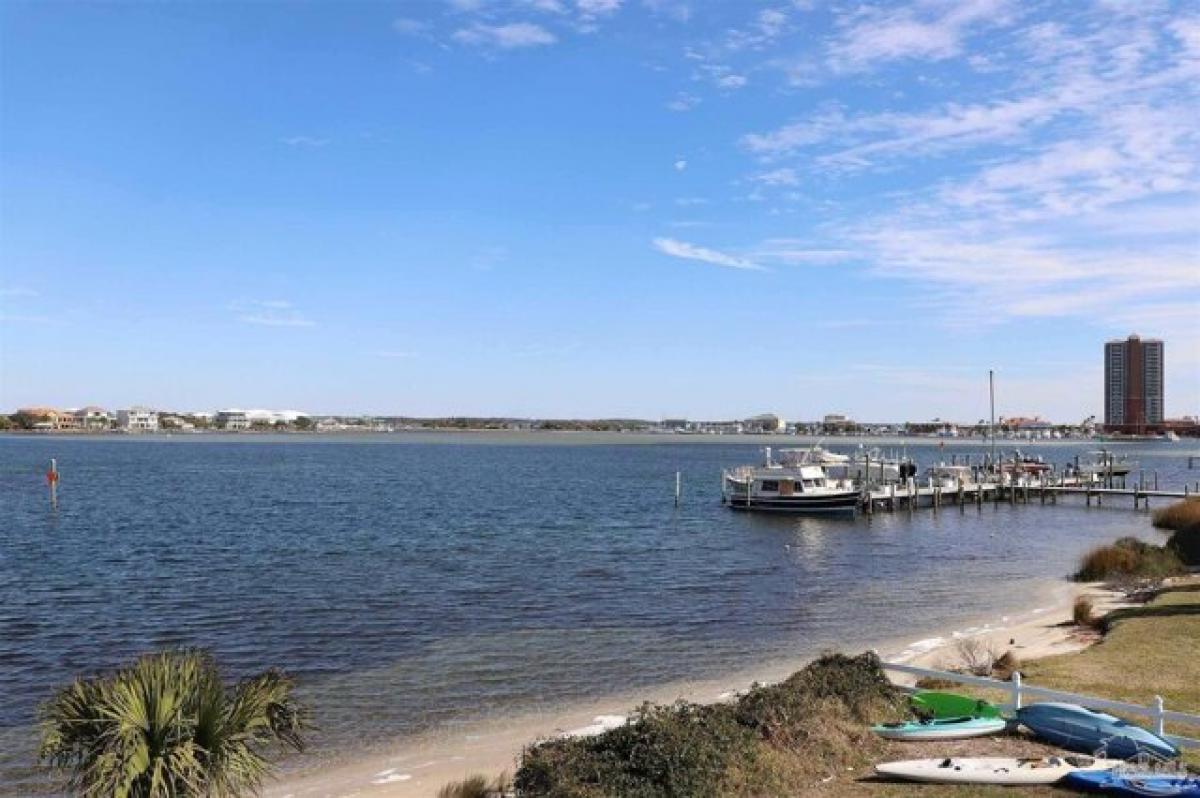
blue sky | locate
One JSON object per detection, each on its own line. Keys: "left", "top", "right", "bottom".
{"left": 1, "top": 0, "right": 1197, "bottom": 421}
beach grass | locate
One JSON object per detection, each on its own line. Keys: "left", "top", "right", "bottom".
{"left": 1074, "top": 536, "right": 1185, "bottom": 581}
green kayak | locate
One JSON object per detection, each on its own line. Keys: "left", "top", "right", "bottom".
{"left": 910, "top": 691, "right": 1002, "bottom": 720}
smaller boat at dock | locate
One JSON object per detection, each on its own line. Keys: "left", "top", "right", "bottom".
{"left": 1077, "top": 451, "right": 1138, "bottom": 479}
{"left": 722, "top": 447, "right": 860, "bottom": 514}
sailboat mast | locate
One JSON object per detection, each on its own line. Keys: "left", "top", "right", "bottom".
{"left": 989, "top": 369, "right": 996, "bottom": 467}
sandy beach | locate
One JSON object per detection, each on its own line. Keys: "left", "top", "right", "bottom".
{"left": 266, "top": 579, "right": 1131, "bottom": 798}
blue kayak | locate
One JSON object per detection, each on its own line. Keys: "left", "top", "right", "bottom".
{"left": 1065, "top": 770, "right": 1200, "bottom": 796}
{"left": 1016, "top": 703, "right": 1179, "bottom": 760}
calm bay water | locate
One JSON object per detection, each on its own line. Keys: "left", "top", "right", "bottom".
{"left": 1, "top": 433, "right": 1196, "bottom": 792}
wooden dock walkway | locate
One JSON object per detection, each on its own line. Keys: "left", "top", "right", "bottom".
{"left": 860, "top": 478, "right": 1194, "bottom": 513}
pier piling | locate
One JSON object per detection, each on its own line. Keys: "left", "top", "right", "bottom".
{"left": 47, "top": 458, "right": 58, "bottom": 509}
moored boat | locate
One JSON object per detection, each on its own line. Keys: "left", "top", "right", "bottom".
{"left": 1078, "top": 451, "right": 1138, "bottom": 478}
{"left": 722, "top": 447, "right": 860, "bottom": 514}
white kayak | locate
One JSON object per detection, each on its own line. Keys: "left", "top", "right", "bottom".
{"left": 875, "top": 755, "right": 1118, "bottom": 785}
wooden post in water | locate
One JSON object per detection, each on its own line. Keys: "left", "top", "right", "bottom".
{"left": 675, "top": 471, "right": 681, "bottom": 507}
{"left": 47, "top": 458, "right": 58, "bottom": 508}
{"left": 1154, "top": 471, "right": 1158, "bottom": 491}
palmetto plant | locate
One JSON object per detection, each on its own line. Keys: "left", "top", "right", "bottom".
{"left": 38, "top": 649, "right": 307, "bottom": 797}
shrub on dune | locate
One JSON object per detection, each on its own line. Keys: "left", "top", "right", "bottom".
{"left": 1075, "top": 537, "right": 1184, "bottom": 582}
{"left": 514, "top": 652, "right": 905, "bottom": 797}
{"left": 1153, "top": 499, "right": 1200, "bottom": 566}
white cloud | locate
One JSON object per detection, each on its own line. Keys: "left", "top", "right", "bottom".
{"left": 652, "top": 237, "right": 764, "bottom": 271}
{"left": 577, "top": 0, "right": 622, "bottom": 16}
{"left": 716, "top": 73, "right": 748, "bottom": 89}
{"left": 521, "top": 0, "right": 567, "bottom": 12}
{"left": 392, "top": 17, "right": 429, "bottom": 35}
{"left": 666, "top": 92, "right": 701, "bottom": 112}
{"left": 230, "top": 299, "right": 315, "bottom": 328}
{"left": 452, "top": 22, "right": 558, "bottom": 48}
{"left": 280, "top": 136, "right": 328, "bottom": 147}
{"left": 673, "top": 159, "right": 688, "bottom": 171}
{"left": 828, "top": 0, "right": 1015, "bottom": 72}
{"left": 750, "top": 167, "right": 799, "bottom": 186}
{"left": 642, "top": 0, "right": 691, "bottom": 22}
{"left": 0, "top": 287, "right": 38, "bottom": 298}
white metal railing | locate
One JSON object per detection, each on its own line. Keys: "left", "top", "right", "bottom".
{"left": 882, "top": 661, "right": 1200, "bottom": 750}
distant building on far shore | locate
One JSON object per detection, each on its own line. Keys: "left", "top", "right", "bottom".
{"left": 74, "top": 406, "right": 112, "bottom": 430}
{"left": 215, "top": 410, "right": 251, "bottom": 430}
{"left": 744, "top": 413, "right": 786, "bottom": 433}
{"left": 1105, "top": 334, "right": 1164, "bottom": 433}
{"left": 118, "top": 407, "right": 159, "bottom": 432}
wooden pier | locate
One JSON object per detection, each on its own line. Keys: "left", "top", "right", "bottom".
{"left": 859, "top": 476, "right": 1194, "bottom": 513}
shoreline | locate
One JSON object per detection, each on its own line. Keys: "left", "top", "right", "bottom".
{"left": 265, "top": 578, "right": 1125, "bottom": 798}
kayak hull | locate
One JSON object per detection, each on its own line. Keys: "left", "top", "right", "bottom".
{"left": 1065, "top": 770, "right": 1200, "bottom": 796}
{"left": 1017, "top": 703, "right": 1180, "bottom": 760}
{"left": 876, "top": 756, "right": 1117, "bottom": 785}
{"left": 872, "top": 717, "right": 1007, "bottom": 741}
{"left": 910, "top": 691, "right": 1002, "bottom": 720}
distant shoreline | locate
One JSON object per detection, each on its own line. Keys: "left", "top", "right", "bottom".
{"left": 0, "top": 429, "right": 1164, "bottom": 446}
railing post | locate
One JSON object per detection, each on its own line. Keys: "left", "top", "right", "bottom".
{"left": 1012, "top": 671, "right": 1022, "bottom": 711}
{"left": 1154, "top": 695, "right": 1165, "bottom": 736}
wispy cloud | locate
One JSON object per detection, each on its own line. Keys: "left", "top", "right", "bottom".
{"left": 673, "top": 159, "right": 688, "bottom": 171}
{"left": 0, "top": 287, "right": 39, "bottom": 298}
{"left": 230, "top": 299, "right": 315, "bottom": 328}
{"left": 652, "top": 237, "right": 764, "bottom": 271}
{"left": 471, "top": 245, "right": 509, "bottom": 271}
{"left": 666, "top": 92, "right": 700, "bottom": 112}
{"left": 577, "top": 0, "right": 622, "bottom": 17}
{"left": 827, "top": 0, "right": 1016, "bottom": 72}
{"left": 0, "top": 313, "right": 56, "bottom": 324}
{"left": 392, "top": 17, "right": 430, "bottom": 35}
{"left": 279, "top": 135, "right": 328, "bottom": 148}
{"left": 750, "top": 167, "right": 799, "bottom": 186}
{"left": 274, "top": 135, "right": 326, "bottom": 147}
{"left": 453, "top": 22, "right": 558, "bottom": 48}
{"left": 376, "top": 350, "right": 418, "bottom": 359}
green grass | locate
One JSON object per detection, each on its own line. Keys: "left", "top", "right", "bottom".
{"left": 1019, "top": 582, "right": 1200, "bottom": 769}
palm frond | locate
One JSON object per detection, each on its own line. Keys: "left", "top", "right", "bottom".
{"left": 38, "top": 648, "right": 307, "bottom": 797}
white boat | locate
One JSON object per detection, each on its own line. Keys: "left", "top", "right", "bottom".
{"left": 781, "top": 444, "right": 849, "bottom": 465}
{"left": 1165, "top": 431, "right": 1181, "bottom": 442}
{"left": 722, "top": 447, "right": 860, "bottom": 514}
{"left": 875, "top": 756, "right": 1117, "bottom": 785}
{"left": 1078, "top": 451, "right": 1137, "bottom": 478}
{"left": 925, "top": 464, "right": 979, "bottom": 490}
